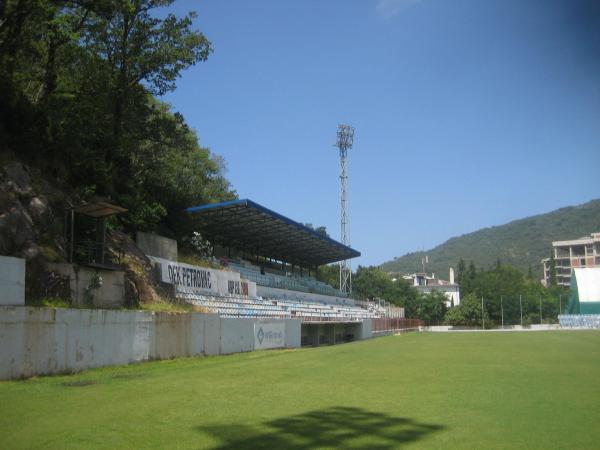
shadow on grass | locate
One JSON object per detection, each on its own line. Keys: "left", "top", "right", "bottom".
{"left": 200, "top": 406, "right": 444, "bottom": 449}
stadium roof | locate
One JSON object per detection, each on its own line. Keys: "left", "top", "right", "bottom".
{"left": 186, "top": 199, "right": 360, "bottom": 266}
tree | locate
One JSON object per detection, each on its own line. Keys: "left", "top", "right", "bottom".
{"left": 353, "top": 266, "right": 395, "bottom": 301}
{"left": 0, "top": 0, "right": 233, "bottom": 246}
{"left": 413, "top": 291, "right": 448, "bottom": 325}
{"left": 315, "top": 226, "right": 328, "bottom": 237}
{"left": 82, "top": 0, "right": 212, "bottom": 193}
{"left": 459, "top": 260, "right": 477, "bottom": 296}
{"left": 352, "top": 266, "right": 420, "bottom": 310}
{"left": 457, "top": 258, "right": 466, "bottom": 286}
{"left": 316, "top": 264, "right": 340, "bottom": 290}
{"left": 444, "top": 294, "right": 489, "bottom": 327}
{"left": 549, "top": 251, "right": 557, "bottom": 286}
{"left": 457, "top": 262, "right": 566, "bottom": 326}
{"left": 303, "top": 223, "right": 329, "bottom": 237}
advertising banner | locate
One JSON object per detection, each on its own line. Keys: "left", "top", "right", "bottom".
{"left": 150, "top": 257, "right": 256, "bottom": 297}
{"left": 254, "top": 322, "right": 285, "bottom": 350}
{"left": 152, "top": 257, "right": 219, "bottom": 295}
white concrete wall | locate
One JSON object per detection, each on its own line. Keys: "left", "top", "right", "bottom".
{"left": 46, "top": 263, "right": 125, "bottom": 308}
{"left": 360, "top": 319, "right": 373, "bottom": 340}
{"left": 0, "top": 256, "right": 25, "bottom": 306}
{"left": 0, "top": 307, "right": 302, "bottom": 380}
{"left": 136, "top": 232, "right": 178, "bottom": 261}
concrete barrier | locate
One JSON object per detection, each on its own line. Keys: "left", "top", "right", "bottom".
{"left": 0, "top": 256, "right": 25, "bottom": 306}
{"left": 136, "top": 232, "right": 178, "bottom": 261}
{"left": 46, "top": 263, "right": 125, "bottom": 308}
{"left": 0, "top": 306, "right": 302, "bottom": 380}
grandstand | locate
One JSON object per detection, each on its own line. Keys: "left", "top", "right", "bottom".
{"left": 146, "top": 199, "right": 405, "bottom": 344}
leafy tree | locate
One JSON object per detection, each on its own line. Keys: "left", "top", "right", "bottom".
{"left": 549, "top": 251, "right": 557, "bottom": 286}
{"left": 303, "top": 223, "right": 329, "bottom": 237}
{"left": 315, "top": 226, "right": 328, "bottom": 237}
{"left": 459, "top": 261, "right": 477, "bottom": 296}
{"left": 352, "top": 266, "right": 419, "bottom": 309}
{"left": 317, "top": 264, "right": 340, "bottom": 290}
{"left": 0, "top": 0, "right": 233, "bottom": 247}
{"left": 444, "top": 294, "right": 489, "bottom": 327}
{"left": 412, "top": 291, "right": 448, "bottom": 325}
{"left": 82, "top": 0, "right": 212, "bottom": 193}
{"left": 458, "top": 262, "right": 566, "bottom": 325}
{"left": 456, "top": 258, "right": 466, "bottom": 286}
{"left": 353, "top": 266, "right": 395, "bottom": 301}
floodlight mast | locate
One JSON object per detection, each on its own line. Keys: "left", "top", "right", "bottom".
{"left": 335, "top": 124, "right": 354, "bottom": 294}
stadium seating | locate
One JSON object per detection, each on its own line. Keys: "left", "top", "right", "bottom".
{"left": 226, "top": 260, "right": 347, "bottom": 298}
{"left": 176, "top": 288, "right": 385, "bottom": 322}
{"left": 559, "top": 314, "right": 600, "bottom": 329}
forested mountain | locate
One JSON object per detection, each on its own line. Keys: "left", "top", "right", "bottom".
{"left": 379, "top": 199, "right": 600, "bottom": 278}
{"left": 1, "top": 0, "right": 235, "bottom": 246}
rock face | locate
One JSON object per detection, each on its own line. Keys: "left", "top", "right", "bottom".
{"left": 109, "top": 231, "right": 164, "bottom": 306}
{"left": 0, "top": 159, "right": 164, "bottom": 307}
{"left": 0, "top": 161, "right": 59, "bottom": 260}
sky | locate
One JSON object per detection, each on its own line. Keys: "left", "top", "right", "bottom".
{"left": 160, "top": 0, "right": 600, "bottom": 267}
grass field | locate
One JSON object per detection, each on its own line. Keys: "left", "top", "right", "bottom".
{"left": 1, "top": 331, "right": 599, "bottom": 449}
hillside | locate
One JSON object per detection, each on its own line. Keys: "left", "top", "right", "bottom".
{"left": 379, "top": 199, "right": 600, "bottom": 278}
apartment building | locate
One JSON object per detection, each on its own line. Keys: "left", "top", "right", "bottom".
{"left": 542, "top": 232, "right": 600, "bottom": 287}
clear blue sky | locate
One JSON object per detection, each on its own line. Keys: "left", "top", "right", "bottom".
{"left": 161, "top": 0, "right": 600, "bottom": 268}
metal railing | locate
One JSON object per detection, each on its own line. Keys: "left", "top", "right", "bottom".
{"left": 371, "top": 318, "right": 422, "bottom": 333}
{"left": 69, "top": 240, "right": 123, "bottom": 268}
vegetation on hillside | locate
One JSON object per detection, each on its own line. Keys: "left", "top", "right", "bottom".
{"left": 380, "top": 199, "right": 600, "bottom": 279}
{"left": 1, "top": 0, "right": 235, "bottom": 248}
{"left": 321, "top": 265, "right": 448, "bottom": 325}
{"left": 323, "top": 260, "right": 568, "bottom": 326}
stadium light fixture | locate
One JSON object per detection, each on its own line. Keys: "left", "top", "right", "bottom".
{"left": 335, "top": 124, "right": 354, "bottom": 294}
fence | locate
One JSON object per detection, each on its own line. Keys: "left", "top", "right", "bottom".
{"left": 475, "top": 294, "right": 565, "bottom": 327}
{"left": 372, "top": 318, "right": 421, "bottom": 333}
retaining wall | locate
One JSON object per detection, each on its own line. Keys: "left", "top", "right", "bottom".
{"left": 136, "top": 231, "right": 178, "bottom": 260}
{"left": 0, "top": 256, "right": 25, "bottom": 306}
{"left": 46, "top": 263, "right": 125, "bottom": 308}
{"left": 0, "top": 307, "right": 301, "bottom": 380}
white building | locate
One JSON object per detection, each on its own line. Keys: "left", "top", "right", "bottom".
{"left": 394, "top": 268, "right": 461, "bottom": 307}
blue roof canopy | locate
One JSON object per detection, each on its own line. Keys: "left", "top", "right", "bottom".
{"left": 186, "top": 199, "right": 360, "bottom": 266}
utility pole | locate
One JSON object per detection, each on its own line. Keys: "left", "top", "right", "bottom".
{"left": 519, "top": 294, "right": 523, "bottom": 327}
{"left": 559, "top": 294, "right": 562, "bottom": 315}
{"left": 539, "top": 296, "right": 542, "bottom": 324}
{"left": 335, "top": 124, "right": 354, "bottom": 294}
{"left": 481, "top": 296, "right": 485, "bottom": 330}
{"left": 501, "top": 296, "right": 504, "bottom": 329}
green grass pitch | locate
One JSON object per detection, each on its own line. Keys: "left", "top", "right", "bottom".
{"left": 1, "top": 331, "right": 599, "bottom": 449}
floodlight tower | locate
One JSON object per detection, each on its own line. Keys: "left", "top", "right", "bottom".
{"left": 335, "top": 124, "right": 354, "bottom": 294}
